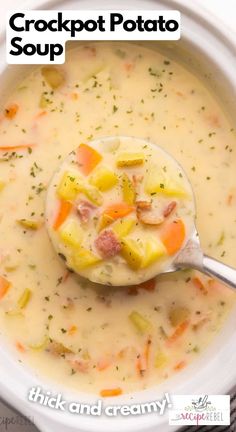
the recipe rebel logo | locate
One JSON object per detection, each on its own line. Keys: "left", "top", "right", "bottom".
{"left": 168, "top": 394, "right": 230, "bottom": 426}
{"left": 6, "top": 10, "right": 180, "bottom": 64}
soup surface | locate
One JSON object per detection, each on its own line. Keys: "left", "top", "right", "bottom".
{"left": 0, "top": 42, "right": 235, "bottom": 396}
{"left": 46, "top": 136, "right": 194, "bottom": 285}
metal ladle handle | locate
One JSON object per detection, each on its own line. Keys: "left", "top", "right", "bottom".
{"left": 174, "top": 236, "right": 236, "bottom": 290}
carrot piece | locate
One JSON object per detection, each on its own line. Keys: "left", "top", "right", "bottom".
{"left": 167, "top": 320, "right": 189, "bottom": 345}
{"left": 0, "top": 276, "right": 11, "bottom": 300}
{"left": 124, "top": 62, "right": 134, "bottom": 72}
{"left": 35, "top": 110, "right": 47, "bottom": 120}
{"left": 16, "top": 341, "right": 26, "bottom": 353}
{"left": 68, "top": 325, "right": 77, "bottom": 335}
{"left": 136, "top": 337, "right": 152, "bottom": 376}
{"left": 70, "top": 93, "right": 79, "bottom": 100}
{"left": 97, "top": 357, "right": 112, "bottom": 371}
{"left": 4, "top": 103, "right": 19, "bottom": 119}
{"left": 174, "top": 360, "right": 186, "bottom": 371}
{"left": 137, "top": 278, "right": 156, "bottom": 292}
{"left": 100, "top": 388, "right": 122, "bottom": 397}
{"left": 77, "top": 143, "right": 102, "bottom": 176}
{"left": 53, "top": 200, "right": 72, "bottom": 230}
{"left": 0, "top": 144, "right": 35, "bottom": 151}
{"left": 103, "top": 203, "right": 134, "bottom": 220}
{"left": 192, "top": 277, "right": 208, "bottom": 295}
{"left": 160, "top": 219, "right": 186, "bottom": 255}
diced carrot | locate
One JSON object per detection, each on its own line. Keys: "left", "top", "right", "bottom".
{"left": 167, "top": 320, "right": 189, "bottom": 345}
{"left": 124, "top": 62, "right": 134, "bottom": 72}
{"left": 77, "top": 143, "right": 102, "bottom": 176}
{"left": 70, "top": 93, "right": 79, "bottom": 100}
{"left": 16, "top": 341, "right": 26, "bottom": 353}
{"left": 53, "top": 200, "right": 72, "bottom": 230}
{"left": 0, "top": 276, "right": 11, "bottom": 300}
{"left": 4, "top": 103, "right": 19, "bottom": 119}
{"left": 136, "top": 355, "right": 143, "bottom": 376}
{"left": 97, "top": 357, "right": 112, "bottom": 371}
{"left": 100, "top": 388, "right": 122, "bottom": 397}
{"left": 174, "top": 360, "right": 186, "bottom": 371}
{"left": 103, "top": 203, "right": 134, "bottom": 220}
{"left": 208, "top": 279, "right": 232, "bottom": 296}
{"left": 160, "top": 219, "right": 186, "bottom": 255}
{"left": 192, "top": 277, "right": 208, "bottom": 295}
{"left": 0, "top": 144, "right": 35, "bottom": 151}
{"left": 137, "top": 278, "right": 156, "bottom": 292}
{"left": 35, "top": 111, "right": 47, "bottom": 120}
{"left": 68, "top": 325, "right": 77, "bottom": 335}
{"left": 62, "top": 270, "right": 71, "bottom": 283}
{"left": 227, "top": 194, "right": 233, "bottom": 206}
{"left": 69, "top": 359, "right": 89, "bottom": 373}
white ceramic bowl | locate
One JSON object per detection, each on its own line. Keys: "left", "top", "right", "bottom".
{"left": 0, "top": 1, "right": 236, "bottom": 432}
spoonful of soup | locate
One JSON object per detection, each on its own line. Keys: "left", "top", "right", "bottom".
{"left": 45, "top": 136, "right": 236, "bottom": 289}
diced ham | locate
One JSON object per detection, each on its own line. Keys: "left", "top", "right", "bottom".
{"left": 95, "top": 230, "right": 121, "bottom": 258}
{"left": 136, "top": 201, "right": 164, "bottom": 225}
{"left": 163, "top": 201, "right": 177, "bottom": 218}
{"left": 77, "top": 200, "right": 95, "bottom": 223}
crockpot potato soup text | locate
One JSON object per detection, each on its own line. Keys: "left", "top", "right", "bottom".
{"left": 0, "top": 43, "right": 235, "bottom": 396}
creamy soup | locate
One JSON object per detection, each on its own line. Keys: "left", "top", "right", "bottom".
{"left": 46, "top": 137, "right": 195, "bottom": 285}
{"left": 0, "top": 42, "right": 235, "bottom": 396}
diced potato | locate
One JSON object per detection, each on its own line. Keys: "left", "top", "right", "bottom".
{"left": 121, "top": 173, "right": 136, "bottom": 204}
{"left": 17, "top": 219, "right": 40, "bottom": 230}
{"left": 72, "top": 248, "right": 101, "bottom": 270}
{"left": 121, "top": 238, "right": 143, "bottom": 269}
{"left": 116, "top": 153, "right": 144, "bottom": 167}
{"left": 59, "top": 219, "right": 83, "bottom": 248}
{"left": 29, "top": 336, "right": 49, "bottom": 351}
{"left": 141, "top": 238, "right": 166, "bottom": 268}
{"left": 0, "top": 181, "right": 5, "bottom": 192}
{"left": 169, "top": 306, "right": 190, "bottom": 327}
{"left": 89, "top": 166, "right": 118, "bottom": 191}
{"left": 39, "top": 94, "right": 49, "bottom": 109}
{"left": 97, "top": 214, "right": 114, "bottom": 232}
{"left": 57, "top": 171, "right": 83, "bottom": 201}
{"left": 83, "top": 185, "right": 103, "bottom": 206}
{"left": 129, "top": 310, "right": 151, "bottom": 334}
{"left": 145, "top": 166, "right": 187, "bottom": 197}
{"left": 154, "top": 351, "right": 168, "bottom": 368}
{"left": 41, "top": 67, "right": 65, "bottom": 89}
{"left": 112, "top": 218, "right": 135, "bottom": 239}
{"left": 17, "top": 288, "right": 32, "bottom": 309}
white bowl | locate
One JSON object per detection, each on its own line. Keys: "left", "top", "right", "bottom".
{"left": 0, "top": 1, "right": 235, "bottom": 432}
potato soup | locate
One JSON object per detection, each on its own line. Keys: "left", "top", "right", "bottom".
{"left": 0, "top": 42, "right": 235, "bottom": 396}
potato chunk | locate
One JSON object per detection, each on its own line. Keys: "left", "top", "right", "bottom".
{"left": 57, "top": 172, "right": 82, "bottom": 201}
{"left": 41, "top": 67, "right": 65, "bottom": 89}
{"left": 141, "top": 238, "right": 166, "bottom": 268}
{"left": 89, "top": 166, "right": 117, "bottom": 191}
{"left": 59, "top": 219, "right": 83, "bottom": 248}
{"left": 72, "top": 248, "right": 101, "bottom": 270}
{"left": 121, "top": 173, "right": 136, "bottom": 204}
{"left": 129, "top": 311, "right": 151, "bottom": 334}
{"left": 145, "top": 166, "right": 187, "bottom": 197}
{"left": 112, "top": 218, "right": 135, "bottom": 239}
{"left": 121, "top": 238, "right": 143, "bottom": 269}
{"left": 116, "top": 152, "right": 144, "bottom": 167}
{"left": 169, "top": 306, "right": 190, "bottom": 327}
